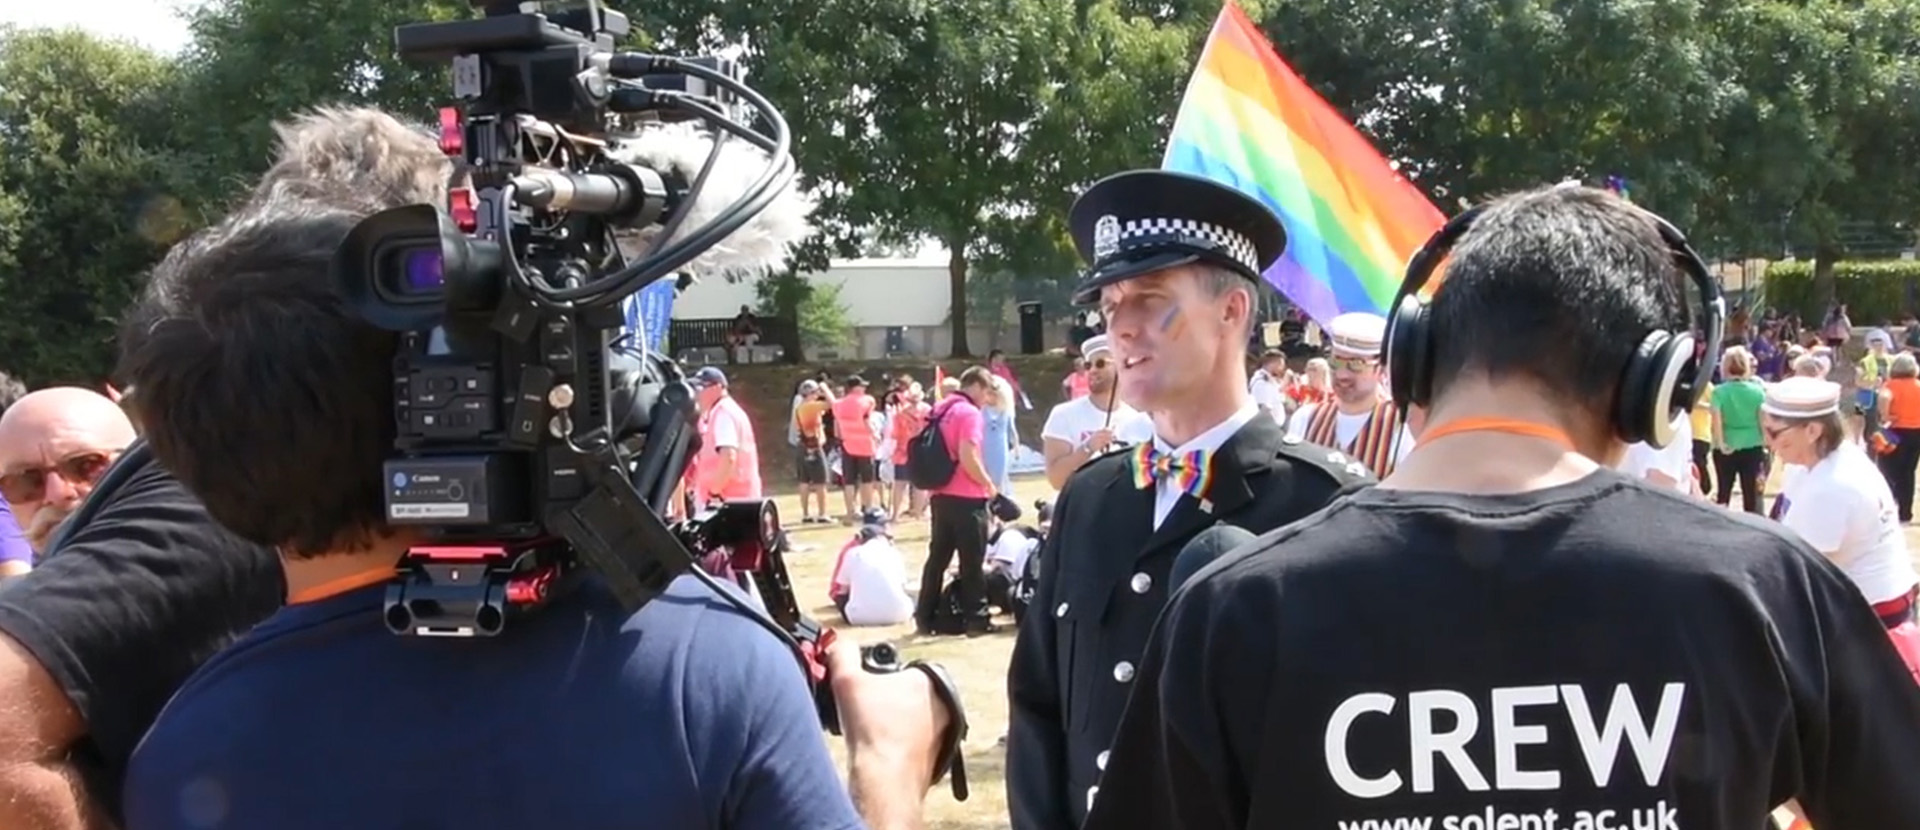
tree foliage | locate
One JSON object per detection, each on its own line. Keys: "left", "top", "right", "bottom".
{"left": 0, "top": 27, "right": 201, "bottom": 385}
{"left": 754, "top": 275, "right": 855, "bottom": 354}
{"left": 1, "top": 0, "right": 1918, "bottom": 382}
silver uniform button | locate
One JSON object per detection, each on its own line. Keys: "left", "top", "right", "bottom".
{"left": 1096, "top": 750, "right": 1110, "bottom": 770}
{"left": 1130, "top": 573, "right": 1152, "bottom": 594}
{"left": 1087, "top": 786, "right": 1100, "bottom": 812}
{"left": 1113, "top": 661, "right": 1135, "bottom": 682}
{"left": 1056, "top": 602, "right": 1070, "bottom": 618}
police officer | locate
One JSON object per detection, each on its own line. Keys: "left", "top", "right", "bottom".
{"left": 1005, "top": 170, "right": 1371, "bottom": 830}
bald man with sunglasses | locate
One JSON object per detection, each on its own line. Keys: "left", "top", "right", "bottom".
{"left": 0, "top": 389, "right": 135, "bottom": 554}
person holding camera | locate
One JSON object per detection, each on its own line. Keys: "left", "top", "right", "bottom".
{"left": 111, "top": 110, "right": 952, "bottom": 830}
{"left": 1083, "top": 184, "right": 1920, "bottom": 830}
{"left": 1006, "top": 170, "right": 1371, "bottom": 830}
{"left": 0, "top": 107, "right": 443, "bottom": 830}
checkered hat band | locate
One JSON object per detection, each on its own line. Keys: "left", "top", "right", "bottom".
{"left": 1107, "top": 218, "right": 1258, "bottom": 273}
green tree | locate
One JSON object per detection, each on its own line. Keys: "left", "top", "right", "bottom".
{"left": 753, "top": 272, "right": 854, "bottom": 355}
{"left": 0, "top": 27, "right": 202, "bottom": 384}
{"left": 638, "top": 0, "right": 1097, "bottom": 356}
{"left": 173, "top": 0, "right": 461, "bottom": 204}
{"left": 1717, "top": 0, "right": 1920, "bottom": 306}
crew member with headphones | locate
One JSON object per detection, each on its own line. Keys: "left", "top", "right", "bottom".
{"left": 1081, "top": 182, "right": 1920, "bottom": 830}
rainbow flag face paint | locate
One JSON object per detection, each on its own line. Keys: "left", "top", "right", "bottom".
{"left": 1163, "top": 2, "right": 1447, "bottom": 325}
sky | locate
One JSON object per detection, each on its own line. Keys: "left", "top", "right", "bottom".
{"left": 3, "top": 0, "right": 196, "bottom": 55}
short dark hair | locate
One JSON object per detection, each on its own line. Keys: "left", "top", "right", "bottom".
{"left": 1428, "top": 186, "right": 1690, "bottom": 408}
{"left": 117, "top": 107, "right": 449, "bottom": 558}
{"left": 0, "top": 371, "right": 26, "bottom": 414}
{"left": 119, "top": 193, "right": 397, "bottom": 558}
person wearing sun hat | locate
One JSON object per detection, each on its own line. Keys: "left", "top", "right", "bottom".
{"left": 1284, "top": 311, "right": 1416, "bottom": 478}
{"left": 1006, "top": 169, "right": 1372, "bottom": 830}
{"left": 1764, "top": 376, "right": 1920, "bottom": 629}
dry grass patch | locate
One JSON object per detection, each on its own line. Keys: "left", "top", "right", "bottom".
{"left": 772, "top": 477, "right": 1047, "bottom": 830}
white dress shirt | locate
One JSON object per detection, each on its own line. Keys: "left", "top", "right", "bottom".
{"left": 1149, "top": 403, "right": 1262, "bottom": 529}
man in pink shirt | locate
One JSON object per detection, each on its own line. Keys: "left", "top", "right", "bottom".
{"left": 914, "top": 366, "right": 1000, "bottom": 636}
{"left": 690, "top": 367, "right": 761, "bottom": 508}
{"left": 830, "top": 375, "right": 880, "bottom": 520}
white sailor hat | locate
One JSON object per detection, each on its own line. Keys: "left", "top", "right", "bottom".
{"left": 1762, "top": 376, "right": 1843, "bottom": 418}
{"left": 1326, "top": 312, "right": 1388, "bottom": 360}
{"left": 1080, "top": 334, "right": 1113, "bottom": 359}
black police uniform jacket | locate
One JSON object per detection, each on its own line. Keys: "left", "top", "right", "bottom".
{"left": 1006, "top": 414, "right": 1372, "bottom": 829}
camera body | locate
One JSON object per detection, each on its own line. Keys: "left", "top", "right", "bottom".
{"left": 330, "top": 0, "right": 782, "bottom": 638}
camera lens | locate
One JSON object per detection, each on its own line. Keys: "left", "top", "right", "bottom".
{"left": 403, "top": 249, "right": 445, "bottom": 292}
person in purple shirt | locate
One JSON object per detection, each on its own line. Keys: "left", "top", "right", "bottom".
{"left": 0, "top": 502, "right": 30, "bottom": 577}
{"left": 0, "top": 373, "right": 25, "bottom": 576}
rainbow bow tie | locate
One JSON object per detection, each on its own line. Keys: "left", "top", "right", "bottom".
{"left": 1129, "top": 444, "right": 1216, "bottom": 499}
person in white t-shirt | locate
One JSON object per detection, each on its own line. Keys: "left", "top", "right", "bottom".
{"left": 1616, "top": 414, "right": 1694, "bottom": 492}
{"left": 828, "top": 511, "right": 915, "bottom": 627}
{"left": 1246, "top": 348, "right": 1290, "bottom": 423}
{"left": 1765, "top": 377, "right": 1919, "bottom": 628}
{"left": 1040, "top": 334, "right": 1153, "bottom": 489}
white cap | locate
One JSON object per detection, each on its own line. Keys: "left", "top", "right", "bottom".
{"left": 1763, "top": 377, "right": 1842, "bottom": 419}
{"left": 1081, "top": 334, "right": 1112, "bottom": 359}
{"left": 1867, "top": 328, "right": 1892, "bottom": 348}
{"left": 1327, "top": 312, "right": 1387, "bottom": 359}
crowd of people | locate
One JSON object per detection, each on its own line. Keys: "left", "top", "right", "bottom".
{"left": 0, "top": 104, "right": 1916, "bottom": 830}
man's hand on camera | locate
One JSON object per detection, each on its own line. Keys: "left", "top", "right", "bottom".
{"left": 828, "top": 640, "right": 948, "bottom": 829}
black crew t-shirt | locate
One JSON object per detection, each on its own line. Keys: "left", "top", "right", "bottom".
{"left": 1086, "top": 470, "right": 1920, "bottom": 830}
{"left": 0, "top": 446, "right": 284, "bottom": 819}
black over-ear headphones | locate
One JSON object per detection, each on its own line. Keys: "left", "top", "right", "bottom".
{"left": 1381, "top": 200, "right": 1726, "bottom": 449}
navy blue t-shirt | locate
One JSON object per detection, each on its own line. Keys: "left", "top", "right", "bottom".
{"left": 123, "top": 574, "right": 864, "bottom": 830}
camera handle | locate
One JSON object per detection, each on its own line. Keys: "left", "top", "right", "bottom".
{"left": 804, "top": 633, "right": 972, "bottom": 802}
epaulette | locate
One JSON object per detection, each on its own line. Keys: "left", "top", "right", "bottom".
{"left": 1275, "top": 434, "right": 1377, "bottom": 488}
{"left": 1077, "top": 441, "right": 1138, "bottom": 472}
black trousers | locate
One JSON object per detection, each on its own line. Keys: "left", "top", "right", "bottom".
{"left": 1691, "top": 438, "right": 1714, "bottom": 496}
{"left": 1713, "top": 446, "right": 1768, "bottom": 514}
{"left": 917, "top": 494, "right": 989, "bottom": 627}
{"left": 1879, "top": 427, "right": 1920, "bottom": 523}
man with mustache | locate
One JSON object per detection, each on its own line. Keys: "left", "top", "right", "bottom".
{"left": 1006, "top": 170, "right": 1372, "bottom": 830}
{"left": 1285, "top": 311, "right": 1417, "bottom": 479}
{"left": 0, "top": 389, "right": 136, "bottom": 554}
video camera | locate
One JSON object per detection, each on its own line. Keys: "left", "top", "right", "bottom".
{"left": 325, "top": 2, "right": 974, "bottom": 767}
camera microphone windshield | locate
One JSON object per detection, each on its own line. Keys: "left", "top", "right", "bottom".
{"left": 319, "top": 4, "right": 972, "bottom": 777}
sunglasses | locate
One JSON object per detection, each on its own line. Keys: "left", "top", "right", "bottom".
{"left": 0, "top": 451, "right": 115, "bottom": 504}
{"left": 1763, "top": 423, "right": 1804, "bottom": 440}
{"left": 1089, "top": 358, "right": 1113, "bottom": 370}
{"left": 1330, "top": 357, "right": 1376, "bottom": 372}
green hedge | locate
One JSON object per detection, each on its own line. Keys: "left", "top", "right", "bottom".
{"left": 1761, "top": 260, "right": 1920, "bottom": 322}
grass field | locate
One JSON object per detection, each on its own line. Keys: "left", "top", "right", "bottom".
{"left": 772, "top": 466, "right": 1919, "bottom": 830}
{"left": 777, "top": 475, "right": 1045, "bottom": 830}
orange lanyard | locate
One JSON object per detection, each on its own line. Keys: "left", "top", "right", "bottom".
{"left": 1418, "top": 417, "right": 1577, "bottom": 452}
{"left": 287, "top": 566, "right": 398, "bottom": 605}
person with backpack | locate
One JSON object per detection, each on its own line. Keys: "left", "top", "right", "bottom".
{"left": 905, "top": 366, "right": 1001, "bottom": 637}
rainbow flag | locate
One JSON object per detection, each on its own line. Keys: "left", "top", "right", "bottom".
{"left": 1163, "top": 2, "right": 1445, "bottom": 324}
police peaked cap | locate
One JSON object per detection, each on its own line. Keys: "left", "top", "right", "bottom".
{"left": 1067, "top": 170, "right": 1287, "bottom": 306}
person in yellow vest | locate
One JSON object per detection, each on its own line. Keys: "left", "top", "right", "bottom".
{"left": 1284, "top": 311, "right": 1415, "bottom": 477}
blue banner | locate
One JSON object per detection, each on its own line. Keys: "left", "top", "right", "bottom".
{"left": 622, "top": 277, "right": 678, "bottom": 354}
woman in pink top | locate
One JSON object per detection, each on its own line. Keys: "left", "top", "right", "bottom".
{"left": 1061, "top": 360, "right": 1090, "bottom": 400}
{"left": 889, "top": 386, "right": 932, "bottom": 519}
{"left": 988, "top": 349, "right": 1023, "bottom": 407}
